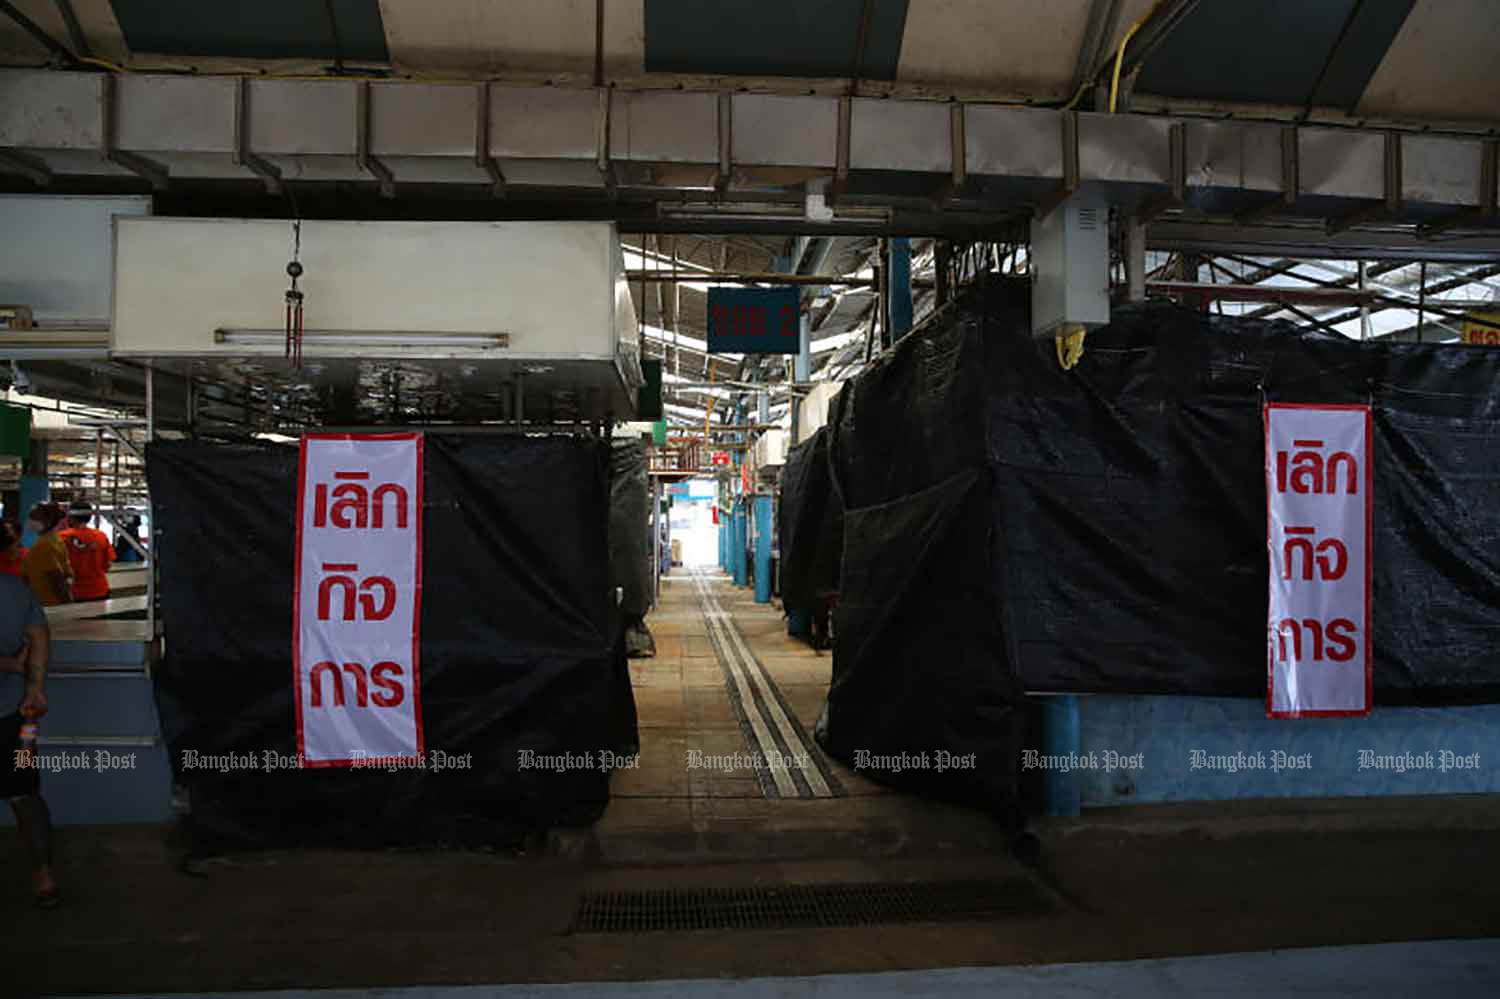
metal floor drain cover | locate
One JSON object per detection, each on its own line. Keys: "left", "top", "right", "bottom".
{"left": 571, "top": 879, "right": 1052, "bottom": 933}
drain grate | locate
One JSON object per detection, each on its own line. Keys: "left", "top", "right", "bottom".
{"left": 570, "top": 879, "right": 1052, "bottom": 933}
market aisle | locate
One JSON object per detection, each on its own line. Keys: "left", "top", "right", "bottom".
{"left": 594, "top": 568, "right": 1012, "bottom": 863}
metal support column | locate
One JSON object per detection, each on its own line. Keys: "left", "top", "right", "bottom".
{"left": 732, "top": 502, "right": 747, "bottom": 587}
{"left": 888, "top": 236, "right": 913, "bottom": 341}
{"left": 795, "top": 310, "right": 811, "bottom": 383}
{"left": 753, "top": 493, "right": 772, "bottom": 604}
{"left": 650, "top": 477, "right": 662, "bottom": 604}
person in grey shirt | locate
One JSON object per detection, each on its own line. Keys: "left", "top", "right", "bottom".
{"left": 0, "top": 573, "right": 56, "bottom": 907}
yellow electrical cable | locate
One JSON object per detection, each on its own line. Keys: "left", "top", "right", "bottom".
{"left": 1055, "top": 324, "right": 1087, "bottom": 370}
{"left": 1059, "top": 79, "right": 1090, "bottom": 111}
{"left": 1108, "top": 0, "right": 1163, "bottom": 114}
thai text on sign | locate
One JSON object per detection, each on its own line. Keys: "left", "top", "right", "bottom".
{"left": 294, "top": 433, "right": 425, "bottom": 765}
{"left": 1264, "top": 404, "right": 1371, "bottom": 718}
{"left": 1461, "top": 312, "right": 1500, "bottom": 345}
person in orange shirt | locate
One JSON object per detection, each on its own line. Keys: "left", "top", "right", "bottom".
{"left": 0, "top": 522, "right": 26, "bottom": 578}
{"left": 21, "top": 503, "right": 71, "bottom": 607}
{"left": 60, "top": 501, "right": 115, "bottom": 603}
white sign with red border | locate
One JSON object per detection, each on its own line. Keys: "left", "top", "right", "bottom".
{"left": 294, "top": 433, "right": 425, "bottom": 765}
{"left": 1264, "top": 404, "right": 1372, "bottom": 718}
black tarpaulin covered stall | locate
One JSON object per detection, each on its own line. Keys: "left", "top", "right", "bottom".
{"left": 610, "top": 438, "right": 656, "bottom": 657}
{"left": 815, "top": 298, "right": 1025, "bottom": 821}
{"left": 984, "top": 280, "right": 1500, "bottom": 704}
{"left": 776, "top": 426, "right": 842, "bottom": 611}
{"left": 808, "top": 276, "right": 1500, "bottom": 818}
{"left": 147, "top": 433, "right": 638, "bottom": 849}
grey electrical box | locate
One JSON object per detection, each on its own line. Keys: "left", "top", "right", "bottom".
{"left": 1029, "top": 188, "right": 1110, "bottom": 338}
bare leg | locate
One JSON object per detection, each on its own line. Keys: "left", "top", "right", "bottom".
{"left": 9, "top": 795, "right": 57, "bottom": 902}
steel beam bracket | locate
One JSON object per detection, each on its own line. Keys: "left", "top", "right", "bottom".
{"left": 1418, "top": 137, "right": 1499, "bottom": 239}
{"left": 356, "top": 82, "right": 396, "bottom": 199}
{"left": 933, "top": 101, "right": 967, "bottom": 208}
{"left": 100, "top": 75, "right": 169, "bottom": 191}
{"left": 714, "top": 92, "right": 731, "bottom": 199}
{"left": 233, "top": 78, "right": 283, "bottom": 195}
{"left": 1327, "top": 130, "right": 1402, "bottom": 236}
{"left": 1033, "top": 112, "right": 1081, "bottom": 221}
{"left": 1136, "top": 121, "right": 1185, "bottom": 222}
{"left": 597, "top": 86, "right": 617, "bottom": 199}
{"left": 1236, "top": 124, "right": 1299, "bottom": 224}
{"left": 0, "top": 148, "right": 51, "bottom": 186}
{"left": 833, "top": 95, "right": 852, "bottom": 204}
{"left": 473, "top": 82, "right": 506, "bottom": 196}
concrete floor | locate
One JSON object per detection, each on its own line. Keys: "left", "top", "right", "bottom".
{"left": 4, "top": 571, "right": 1500, "bottom": 996}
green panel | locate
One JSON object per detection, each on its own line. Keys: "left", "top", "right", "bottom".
{"left": 110, "top": 0, "right": 389, "bottom": 61}
{"left": 652, "top": 420, "right": 668, "bottom": 446}
{"left": 0, "top": 403, "right": 29, "bottom": 459}
{"left": 645, "top": 0, "right": 910, "bottom": 81}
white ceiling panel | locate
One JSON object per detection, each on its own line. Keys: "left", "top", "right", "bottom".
{"left": 377, "top": 0, "right": 643, "bottom": 77}
{"left": 1355, "top": 0, "right": 1500, "bottom": 123}
{"left": 896, "top": 0, "right": 1154, "bottom": 97}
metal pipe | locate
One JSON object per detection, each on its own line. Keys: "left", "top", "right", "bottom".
{"left": 0, "top": 0, "right": 77, "bottom": 65}
{"left": 625, "top": 270, "right": 875, "bottom": 287}
{"left": 51, "top": 0, "right": 90, "bottom": 58}
{"left": 94, "top": 429, "right": 102, "bottom": 514}
{"left": 1146, "top": 281, "right": 1378, "bottom": 305}
{"left": 1417, "top": 260, "right": 1427, "bottom": 345}
{"left": 145, "top": 365, "right": 156, "bottom": 643}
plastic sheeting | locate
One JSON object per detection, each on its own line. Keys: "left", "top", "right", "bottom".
{"left": 808, "top": 275, "right": 1500, "bottom": 818}
{"left": 983, "top": 278, "right": 1500, "bottom": 704}
{"left": 776, "top": 426, "right": 842, "bottom": 610}
{"left": 609, "top": 438, "right": 653, "bottom": 620}
{"left": 816, "top": 302, "right": 1025, "bottom": 820}
{"left": 147, "top": 434, "right": 638, "bottom": 849}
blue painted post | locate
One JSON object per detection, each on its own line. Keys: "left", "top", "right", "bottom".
{"left": 753, "top": 494, "right": 772, "bottom": 603}
{"left": 888, "top": 237, "right": 913, "bottom": 341}
{"left": 1040, "top": 695, "right": 1082, "bottom": 818}
{"left": 732, "top": 505, "right": 748, "bottom": 587}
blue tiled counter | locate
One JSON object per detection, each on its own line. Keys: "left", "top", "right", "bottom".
{"left": 1036, "top": 694, "right": 1500, "bottom": 816}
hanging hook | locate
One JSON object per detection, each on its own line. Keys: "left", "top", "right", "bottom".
{"left": 285, "top": 219, "right": 304, "bottom": 367}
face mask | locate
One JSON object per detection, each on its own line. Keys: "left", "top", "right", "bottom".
{"left": 25, "top": 520, "right": 41, "bottom": 534}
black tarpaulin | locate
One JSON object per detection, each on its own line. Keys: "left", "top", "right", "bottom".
{"left": 815, "top": 302, "right": 1025, "bottom": 818}
{"left": 806, "top": 274, "right": 1500, "bottom": 816}
{"left": 610, "top": 439, "right": 652, "bottom": 620}
{"left": 984, "top": 278, "right": 1500, "bottom": 704}
{"left": 147, "top": 433, "right": 638, "bottom": 849}
{"left": 776, "top": 426, "right": 842, "bottom": 610}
